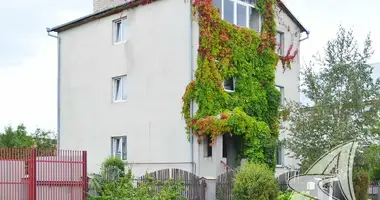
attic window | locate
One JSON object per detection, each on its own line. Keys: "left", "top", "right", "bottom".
{"left": 224, "top": 77, "right": 235, "bottom": 92}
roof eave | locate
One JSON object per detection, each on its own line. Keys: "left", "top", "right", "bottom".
{"left": 49, "top": 0, "right": 154, "bottom": 33}
{"left": 277, "top": 0, "right": 308, "bottom": 34}
{"left": 49, "top": 0, "right": 308, "bottom": 34}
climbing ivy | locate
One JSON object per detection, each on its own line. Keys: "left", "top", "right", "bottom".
{"left": 182, "top": 0, "right": 284, "bottom": 169}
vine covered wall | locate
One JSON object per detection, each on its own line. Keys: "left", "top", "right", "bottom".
{"left": 182, "top": 0, "right": 283, "bottom": 168}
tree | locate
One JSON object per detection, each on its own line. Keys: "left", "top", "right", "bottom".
{"left": 281, "top": 26, "right": 380, "bottom": 171}
{"left": 0, "top": 124, "right": 56, "bottom": 149}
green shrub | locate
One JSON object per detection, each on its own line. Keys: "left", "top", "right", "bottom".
{"left": 88, "top": 158, "right": 185, "bottom": 200}
{"left": 233, "top": 163, "right": 278, "bottom": 200}
{"left": 102, "top": 157, "right": 125, "bottom": 174}
{"left": 353, "top": 170, "right": 369, "bottom": 200}
{"left": 277, "top": 189, "right": 293, "bottom": 200}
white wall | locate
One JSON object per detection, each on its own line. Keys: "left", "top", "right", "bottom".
{"left": 59, "top": 0, "right": 193, "bottom": 176}
{"left": 274, "top": 6, "right": 302, "bottom": 177}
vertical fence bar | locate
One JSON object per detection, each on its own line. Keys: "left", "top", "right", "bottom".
{"left": 82, "top": 151, "right": 88, "bottom": 200}
{"left": 30, "top": 148, "right": 37, "bottom": 200}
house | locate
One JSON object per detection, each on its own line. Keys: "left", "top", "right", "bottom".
{"left": 47, "top": 0, "right": 308, "bottom": 178}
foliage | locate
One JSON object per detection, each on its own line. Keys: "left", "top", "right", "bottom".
{"left": 276, "top": 189, "right": 293, "bottom": 200}
{"left": 0, "top": 124, "right": 56, "bottom": 149}
{"left": 232, "top": 162, "right": 278, "bottom": 200}
{"left": 102, "top": 157, "right": 125, "bottom": 174}
{"left": 355, "top": 145, "right": 380, "bottom": 181}
{"left": 353, "top": 170, "right": 370, "bottom": 200}
{"left": 183, "top": 0, "right": 283, "bottom": 168}
{"left": 88, "top": 158, "right": 186, "bottom": 200}
{"left": 281, "top": 26, "right": 380, "bottom": 171}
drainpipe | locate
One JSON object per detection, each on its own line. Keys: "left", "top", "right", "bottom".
{"left": 189, "top": 0, "right": 195, "bottom": 174}
{"left": 300, "top": 31, "right": 310, "bottom": 42}
{"left": 46, "top": 28, "right": 61, "bottom": 151}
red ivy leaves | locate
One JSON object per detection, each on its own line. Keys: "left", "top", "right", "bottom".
{"left": 279, "top": 44, "right": 298, "bottom": 71}
{"left": 141, "top": 0, "right": 155, "bottom": 5}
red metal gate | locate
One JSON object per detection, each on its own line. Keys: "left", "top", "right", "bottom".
{"left": 0, "top": 148, "right": 88, "bottom": 200}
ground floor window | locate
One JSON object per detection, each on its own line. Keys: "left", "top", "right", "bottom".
{"left": 111, "top": 136, "right": 127, "bottom": 160}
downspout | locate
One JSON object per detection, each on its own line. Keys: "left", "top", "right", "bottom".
{"left": 299, "top": 31, "right": 310, "bottom": 42}
{"left": 46, "top": 28, "right": 61, "bottom": 151}
{"left": 189, "top": 0, "right": 195, "bottom": 174}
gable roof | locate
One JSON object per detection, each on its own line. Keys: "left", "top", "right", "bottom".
{"left": 49, "top": 0, "right": 308, "bottom": 33}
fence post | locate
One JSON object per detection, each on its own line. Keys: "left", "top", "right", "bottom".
{"left": 82, "top": 151, "right": 88, "bottom": 200}
{"left": 29, "top": 148, "right": 37, "bottom": 200}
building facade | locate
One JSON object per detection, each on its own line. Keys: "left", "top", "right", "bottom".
{"left": 48, "top": 0, "right": 307, "bottom": 178}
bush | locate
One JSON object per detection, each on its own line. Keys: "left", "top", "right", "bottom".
{"left": 233, "top": 163, "right": 278, "bottom": 200}
{"left": 276, "top": 189, "right": 293, "bottom": 200}
{"left": 102, "top": 157, "right": 125, "bottom": 174}
{"left": 88, "top": 158, "right": 185, "bottom": 200}
{"left": 353, "top": 170, "right": 369, "bottom": 200}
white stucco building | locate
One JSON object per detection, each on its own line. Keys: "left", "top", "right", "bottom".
{"left": 47, "top": 0, "right": 308, "bottom": 178}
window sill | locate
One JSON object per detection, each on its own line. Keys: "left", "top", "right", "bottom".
{"left": 113, "top": 100, "right": 127, "bottom": 104}
{"left": 113, "top": 41, "right": 128, "bottom": 45}
{"left": 276, "top": 165, "right": 284, "bottom": 168}
{"left": 224, "top": 89, "right": 235, "bottom": 93}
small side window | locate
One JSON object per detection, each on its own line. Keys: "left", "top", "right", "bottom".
{"left": 275, "top": 85, "right": 284, "bottom": 105}
{"left": 276, "top": 32, "right": 284, "bottom": 56}
{"left": 113, "top": 75, "right": 127, "bottom": 102}
{"left": 111, "top": 136, "right": 127, "bottom": 160}
{"left": 276, "top": 141, "right": 283, "bottom": 166}
{"left": 224, "top": 77, "right": 235, "bottom": 92}
{"left": 204, "top": 135, "right": 213, "bottom": 157}
{"left": 113, "top": 18, "right": 128, "bottom": 44}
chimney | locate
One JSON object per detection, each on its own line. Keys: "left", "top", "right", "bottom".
{"left": 93, "top": 0, "right": 128, "bottom": 12}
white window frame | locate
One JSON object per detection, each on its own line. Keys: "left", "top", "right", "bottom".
{"left": 214, "top": 0, "right": 262, "bottom": 32}
{"left": 203, "top": 135, "right": 213, "bottom": 158}
{"left": 224, "top": 77, "right": 236, "bottom": 93}
{"left": 113, "top": 75, "right": 127, "bottom": 102}
{"left": 113, "top": 17, "right": 128, "bottom": 44}
{"left": 111, "top": 136, "right": 127, "bottom": 160}
{"left": 276, "top": 141, "right": 284, "bottom": 167}
{"left": 276, "top": 31, "right": 285, "bottom": 56}
{"left": 275, "top": 85, "right": 285, "bottom": 106}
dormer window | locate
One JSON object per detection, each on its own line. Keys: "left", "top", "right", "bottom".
{"left": 224, "top": 77, "right": 235, "bottom": 92}
{"left": 212, "top": 0, "right": 262, "bottom": 32}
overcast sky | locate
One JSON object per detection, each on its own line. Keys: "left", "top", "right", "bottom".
{"left": 0, "top": 0, "right": 379, "bottom": 132}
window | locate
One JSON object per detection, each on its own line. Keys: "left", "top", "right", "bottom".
{"left": 276, "top": 141, "right": 283, "bottom": 166}
{"left": 111, "top": 136, "right": 127, "bottom": 160}
{"left": 213, "top": 0, "right": 262, "bottom": 32}
{"left": 113, "top": 18, "right": 129, "bottom": 44}
{"left": 224, "top": 77, "right": 235, "bottom": 92}
{"left": 222, "top": 134, "right": 227, "bottom": 158}
{"left": 276, "top": 32, "right": 284, "bottom": 56}
{"left": 275, "top": 85, "right": 284, "bottom": 105}
{"left": 113, "top": 75, "right": 127, "bottom": 102}
{"left": 276, "top": 142, "right": 283, "bottom": 166}
{"left": 204, "top": 135, "right": 213, "bottom": 157}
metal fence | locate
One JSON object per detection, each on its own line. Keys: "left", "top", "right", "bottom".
{"left": 216, "top": 170, "right": 235, "bottom": 200}
{"left": 139, "top": 168, "right": 206, "bottom": 200}
{"left": 369, "top": 181, "right": 380, "bottom": 200}
{"left": 0, "top": 148, "right": 88, "bottom": 200}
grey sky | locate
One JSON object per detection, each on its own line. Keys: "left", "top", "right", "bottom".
{"left": 0, "top": 0, "right": 92, "bottom": 131}
{"left": 0, "top": 0, "right": 379, "bottom": 132}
